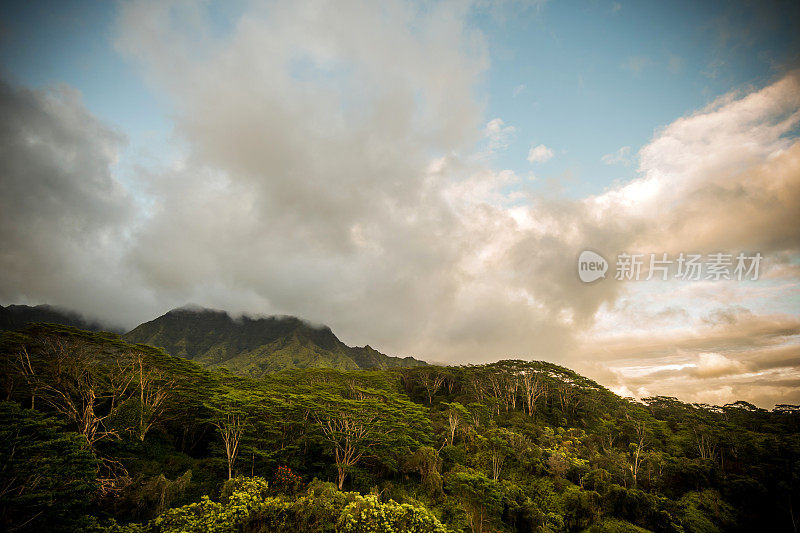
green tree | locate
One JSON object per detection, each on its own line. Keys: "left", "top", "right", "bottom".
{"left": 447, "top": 471, "right": 503, "bottom": 533}
{"left": 441, "top": 402, "right": 469, "bottom": 445}
{"left": 311, "top": 390, "right": 430, "bottom": 490}
{"left": 205, "top": 389, "right": 263, "bottom": 480}
{"left": 0, "top": 401, "right": 98, "bottom": 531}
{"left": 403, "top": 446, "right": 443, "bottom": 494}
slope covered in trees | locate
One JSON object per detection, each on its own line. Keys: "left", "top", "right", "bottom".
{"left": 123, "top": 307, "right": 426, "bottom": 375}
{"left": 0, "top": 324, "right": 798, "bottom": 532}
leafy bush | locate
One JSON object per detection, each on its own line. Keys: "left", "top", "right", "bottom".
{"left": 126, "top": 477, "right": 446, "bottom": 533}
{"left": 151, "top": 476, "right": 271, "bottom": 532}
{"left": 336, "top": 494, "right": 448, "bottom": 533}
{"left": 584, "top": 517, "right": 653, "bottom": 533}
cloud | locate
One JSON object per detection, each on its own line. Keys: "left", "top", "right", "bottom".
{"left": 482, "top": 118, "right": 516, "bottom": 155}
{"left": 600, "top": 146, "right": 632, "bottom": 166}
{"left": 576, "top": 302, "right": 800, "bottom": 407}
{"left": 594, "top": 70, "right": 800, "bottom": 256}
{"left": 622, "top": 55, "right": 651, "bottom": 75}
{"left": 582, "top": 307, "right": 799, "bottom": 358}
{"left": 110, "top": 0, "right": 632, "bottom": 363}
{"left": 527, "top": 144, "right": 554, "bottom": 163}
{"left": 114, "top": 0, "right": 569, "bottom": 358}
{"left": 0, "top": 1, "right": 798, "bottom": 408}
{"left": 0, "top": 81, "right": 140, "bottom": 328}
{"left": 571, "top": 71, "right": 800, "bottom": 407}
{"left": 693, "top": 353, "right": 748, "bottom": 378}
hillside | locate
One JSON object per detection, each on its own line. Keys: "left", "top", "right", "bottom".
{"left": 123, "top": 306, "right": 426, "bottom": 375}
{"left": 1, "top": 324, "right": 798, "bottom": 532}
{"left": 0, "top": 304, "right": 116, "bottom": 333}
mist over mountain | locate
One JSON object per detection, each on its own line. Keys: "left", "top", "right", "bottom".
{"left": 0, "top": 304, "right": 120, "bottom": 333}
{"left": 122, "top": 306, "right": 426, "bottom": 376}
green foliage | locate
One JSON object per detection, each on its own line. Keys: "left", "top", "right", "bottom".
{"left": 677, "top": 490, "right": 734, "bottom": 533}
{"left": 336, "top": 494, "right": 448, "bottom": 532}
{"left": 446, "top": 470, "right": 504, "bottom": 532}
{"left": 559, "top": 484, "right": 600, "bottom": 530}
{"left": 108, "top": 470, "right": 193, "bottom": 522}
{"left": 584, "top": 517, "right": 653, "bottom": 533}
{"left": 602, "top": 484, "right": 682, "bottom": 532}
{"left": 129, "top": 477, "right": 445, "bottom": 533}
{"left": 403, "top": 446, "right": 443, "bottom": 494}
{"left": 151, "top": 476, "right": 271, "bottom": 532}
{"left": 0, "top": 401, "right": 98, "bottom": 531}
{"left": 2, "top": 325, "right": 799, "bottom": 533}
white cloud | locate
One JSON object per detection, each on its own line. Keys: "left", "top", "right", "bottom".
{"left": 573, "top": 71, "right": 800, "bottom": 407}
{"left": 600, "top": 145, "right": 631, "bottom": 166}
{"left": 527, "top": 143, "right": 554, "bottom": 163}
{"left": 692, "top": 385, "right": 735, "bottom": 405}
{"left": 693, "top": 352, "right": 748, "bottom": 378}
{"left": 482, "top": 118, "right": 516, "bottom": 155}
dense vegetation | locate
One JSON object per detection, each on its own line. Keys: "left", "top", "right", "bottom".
{"left": 1, "top": 324, "right": 798, "bottom": 532}
{"left": 123, "top": 307, "right": 425, "bottom": 375}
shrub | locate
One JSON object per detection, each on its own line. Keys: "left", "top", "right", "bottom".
{"left": 336, "top": 494, "right": 448, "bottom": 533}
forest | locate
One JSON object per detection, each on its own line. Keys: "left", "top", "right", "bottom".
{"left": 1, "top": 323, "right": 798, "bottom": 532}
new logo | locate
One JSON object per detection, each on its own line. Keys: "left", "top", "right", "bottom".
{"left": 578, "top": 250, "right": 608, "bottom": 283}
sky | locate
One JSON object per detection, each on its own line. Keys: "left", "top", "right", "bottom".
{"left": 0, "top": 0, "right": 798, "bottom": 408}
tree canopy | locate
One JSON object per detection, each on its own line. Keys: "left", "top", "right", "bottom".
{"left": 0, "top": 324, "right": 798, "bottom": 532}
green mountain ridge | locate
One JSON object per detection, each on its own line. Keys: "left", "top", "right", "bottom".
{"left": 122, "top": 306, "right": 426, "bottom": 375}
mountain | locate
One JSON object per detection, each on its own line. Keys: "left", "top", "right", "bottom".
{"left": 0, "top": 304, "right": 115, "bottom": 333}
{"left": 123, "top": 306, "right": 426, "bottom": 376}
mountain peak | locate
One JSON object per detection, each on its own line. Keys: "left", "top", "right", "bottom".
{"left": 166, "top": 305, "right": 227, "bottom": 316}
{"left": 124, "top": 306, "right": 425, "bottom": 376}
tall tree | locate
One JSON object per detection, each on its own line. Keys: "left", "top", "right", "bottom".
{"left": 21, "top": 336, "right": 135, "bottom": 446}
{"left": 215, "top": 412, "right": 243, "bottom": 480}
{"left": 205, "top": 390, "right": 255, "bottom": 480}
{"left": 418, "top": 369, "right": 446, "bottom": 405}
{"left": 442, "top": 402, "right": 469, "bottom": 445}
{"left": 311, "top": 390, "right": 430, "bottom": 489}
{"left": 447, "top": 471, "right": 503, "bottom": 533}
{"left": 629, "top": 420, "right": 649, "bottom": 488}
{"left": 130, "top": 352, "right": 175, "bottom": 442}
{"left": 520, "top": 370, "right": 545, "bottom": 416}
{"left": 315, "top": 406, "right": 377, "bottom": 490}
